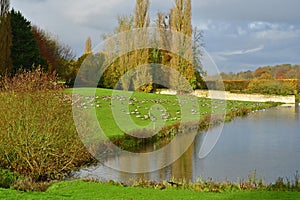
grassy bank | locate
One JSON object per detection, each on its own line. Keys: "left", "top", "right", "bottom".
{"left": 0, "top": 70, "right": 280, "bottom": 191}
{"left": 70, "top": 88, "right": 280, "bottom": 151}
{"left": 0, "top": 180, "right": 300, "bottom": 200}
{"left": 70, "top": 88, "right": 279, "bottom": 138}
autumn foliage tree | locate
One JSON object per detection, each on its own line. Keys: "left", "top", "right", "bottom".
{"left": 132, "top": 0, "right": 153, "bottom": 92}
{"left": 168, "top": 0, "right": 195, "bottom": 91}
{"left": 80, "top": 0, "right": 202, "bottom": 92}
{"left": 84, "top": 36, "right": 92, "bottom": 55}
{"left": 31, "top": 26, "right": 75, "bottom": 79}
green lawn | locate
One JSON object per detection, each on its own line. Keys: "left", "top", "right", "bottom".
{"left": 69, "top": 88, "right": 278, "bottom": 137}
{"left": 0, "top": 180, "right": 299, "bottom": 200}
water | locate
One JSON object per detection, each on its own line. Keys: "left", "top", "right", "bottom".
{"left": 74, "top": 105, "right": 300, "bottom": 184}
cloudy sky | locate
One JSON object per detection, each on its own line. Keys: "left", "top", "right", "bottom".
{"left": 11, "top": 0, "right": 300, "bottom": 73}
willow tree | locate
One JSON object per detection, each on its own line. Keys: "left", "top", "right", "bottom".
{"left": 0, "top": 0, "right": 12, "bottom": 75}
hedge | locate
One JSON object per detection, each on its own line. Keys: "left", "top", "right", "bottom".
{"left": 204, "top": 79, "right": 298, "bottom": 95}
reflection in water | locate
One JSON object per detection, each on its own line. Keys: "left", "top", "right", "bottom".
{"left": 75, "top": 105, "right": 300, "bottom": 184}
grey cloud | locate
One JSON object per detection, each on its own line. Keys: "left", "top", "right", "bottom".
{"left": 193, "top": 0, "right": 300, "bottom": 23}
{"left": 10, "top": 0, "right": 300, "bottom": 72}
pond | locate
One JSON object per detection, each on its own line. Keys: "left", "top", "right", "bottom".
{"left": 74, "top": 105, "right": 300, "bottom": 184}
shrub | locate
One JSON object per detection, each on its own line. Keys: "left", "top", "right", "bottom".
{"left": 0, "top": 69, "right": 94, "bottom": 181}
{"left": 246, "top": 79, "right": 296, "bottom": 95}
{"left": 0, "top": 67, "right": 64, "bottom": 92}
{"left": 223, "top": 80, "right": 250, "bottom": 92}
{"left": 0, "top": 169, "right": 19, "bottom": 188}
{"left": 12, "top": 176, "right": 52, "bottom": 192}
{"left": 204, "top": 79, "right": 297, "bottom": 95}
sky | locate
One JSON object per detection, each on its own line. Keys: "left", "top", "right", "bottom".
{"left": 10, "top": 0, "right": 300, "bottom": 73}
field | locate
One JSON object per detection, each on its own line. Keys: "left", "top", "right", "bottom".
{"left": 70, "top": 88, "right": 278, "bottom": 138}
{"left": 1, "top": 180, "right": 300, "bottom": 200}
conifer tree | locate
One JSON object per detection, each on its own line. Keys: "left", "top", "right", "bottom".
{"left": 0, "top": 0, "right": 12, "bottom": 75}
{"left": 10, "top": 9, "right": 45, "bottom": 73}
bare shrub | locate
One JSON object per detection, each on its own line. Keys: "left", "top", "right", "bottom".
{"left": 0, "top": 68, "right": 94, "bottom": 181}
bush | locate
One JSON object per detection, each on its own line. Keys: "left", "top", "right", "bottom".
{"left": 204, "top": 79, "right": 297, "bottom": 95}
{"left": 0, "top": 169, "right": 19, "bottom": 188}
{"left": 246, "top": 79, "right": 297, "bottom": 95}
{"left": 223, "top": 80, "right": 250, "bottom": 92}
{"left": 0, "top": 69, "right": 94, "bottom": 181}
{"left": 0, "top": 67, "right": 65, "bottom": 92}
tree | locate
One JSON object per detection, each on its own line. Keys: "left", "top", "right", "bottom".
{"left": 132, "top": 0, "right": 152, "bottom": 92}
{"left": 169, "top": 0, "right": 194, "bottom": 91}
{"left": 254, "top": 67, "right": 273, "bottom": 80}
{"left": 116, "top": 15, "right": 133, "bottom": 90}
{"left": 98, "top": 0, "right": 204, "bottom": 92}
{"left": 84, "top": 36, "right": 92, "bottom": 54}
{"left": 10, "top": 9, "right": 45, "bottom": 73}
{"left": 31, "top": 26, "right": 58, "bottom": 73}
{"left": 0, "top": 0, "right": 12, "bottom": 75}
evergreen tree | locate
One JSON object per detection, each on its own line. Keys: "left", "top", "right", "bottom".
{"left": 10, "top": 9, "right": 45, "bottom": 73}
{"left": 0, "top": 0, "right": 12, "bottom": 75}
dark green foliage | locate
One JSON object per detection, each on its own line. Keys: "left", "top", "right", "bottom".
{"left": 0, "top": 0, "right": 13, "bottom": 75}
{"left": 0, "top": 168, "right": 19, "bottom": 188}
{"left": 10, "top": 9, "right": 46, "bottom": 73}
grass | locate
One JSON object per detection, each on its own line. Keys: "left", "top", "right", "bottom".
{"left": 0, "top": 180, "right": 300, "bottom": 200}
{"left": 69, "top": 88, "right": 278, "bottom": 138}
{"left": 0, "top": 69, "right": 281, "bottom": 191}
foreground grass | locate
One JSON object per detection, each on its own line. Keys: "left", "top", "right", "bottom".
{"left": 0, "top": 180, "right": 299, "bottom": 200}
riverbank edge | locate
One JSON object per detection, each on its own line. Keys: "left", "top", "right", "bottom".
{"left": 108, "top": 102, "right": 281, "bottom": 152}
{"left": 1, "top": 178, "right": 300, "bottom": 199}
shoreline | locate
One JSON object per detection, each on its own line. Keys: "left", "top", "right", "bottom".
{"left": 92, "top": 101, "right": 281, "bottom": 158}
{"left": 1, "top": 178, "right": 300, "bottom": 199}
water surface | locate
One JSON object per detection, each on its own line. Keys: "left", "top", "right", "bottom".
{"left": 74, "top": 105, "right": 300, "bottom": 184}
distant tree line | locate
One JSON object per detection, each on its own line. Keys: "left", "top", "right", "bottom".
{"left": 219, "top": 64, "right": 300, "bottom": 80}
{"left": 207, "top": 64, "right": 300, "bottom": 95}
